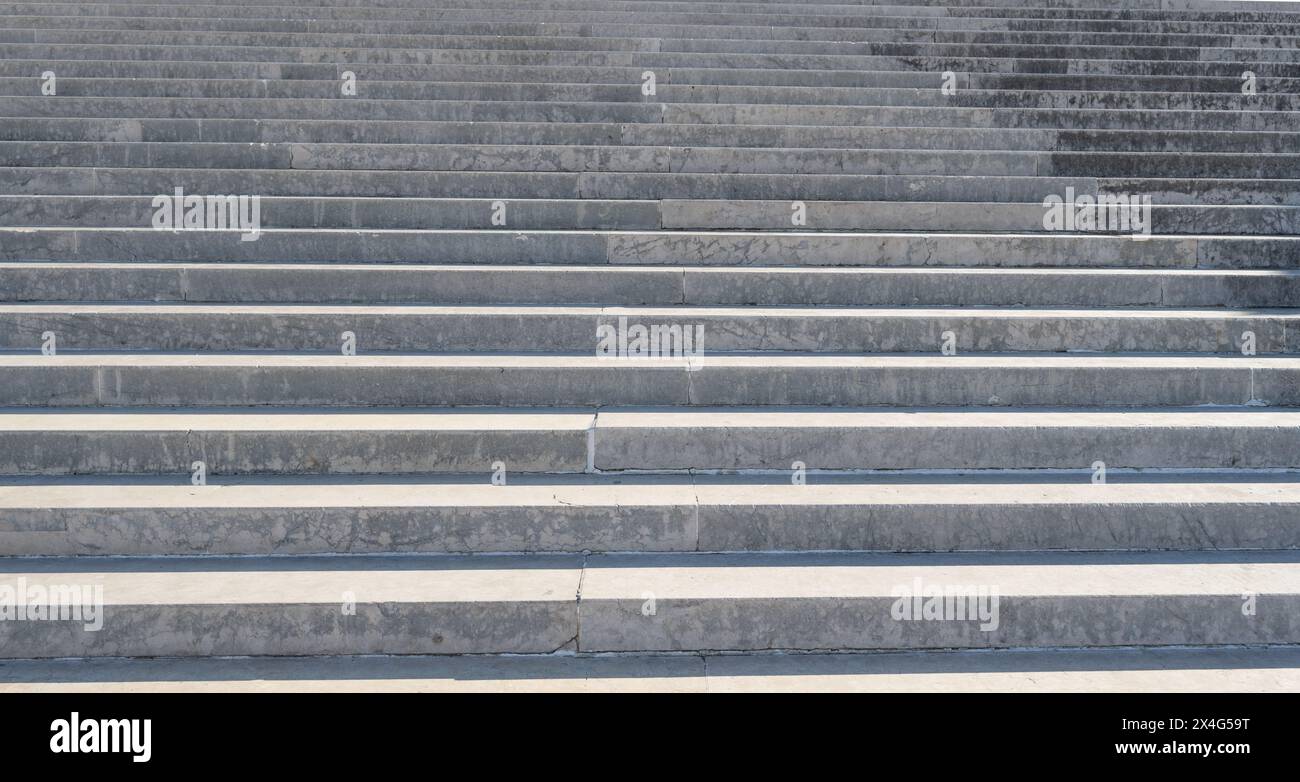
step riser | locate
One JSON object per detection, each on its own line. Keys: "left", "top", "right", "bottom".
{"left": 0, "top": 264, "right": 689, "bottom": 305}
{"left": 7, "top": 2, "right": 1300, "bottom": 29}
{"left": 2, "top": 504, "right": 697, "bottom": 555}
{"left": 4, "top": 170, "right": 1290, "bottom": 206}
{"left": 0, "top": 602, "right": 577, "bottom": 657}
{"left": 4, "top": 61, "right": 1296, "bottom": 94}
{"left": 685, "top": 270, "right": 1300, "bottom": 307}
{"left": 6, "top": 498, "right": 1298, "bottom": 556}
{"left": 4, "top": 229, "right": 1295, "bottom": 269}
{"left": 8, "top": 43, "right": 1300, "bottom": 78}
{"left": 577, "top": 594, "right": 1300, "bottom": 653}
{"left": 5, "top": 142, "right": 1297, "bottom": 180}
{"left": 6, "top": 16, "right": 1300, "bottom": 49}
{"left": 3, "top": 421, "right": 1299, "bottom": 473}
{"left": 0, "top": 143, "right": 1050, "bottom": 178}
{"left": 5, "top": 647, "right": 1300, "bottom": 692}
{"left": 6, "top": 28, "right": 1300, "bottom": 68}
{"left": 4, "top": 197, "right": 1295, "bottom": 236}
{"left": 0, "top": 197, "right": 664, "bottom": 232}
{"left": 7, "top": 22, "right": 1300, "bottom": 49}
{"left": 598, "top": 424, "right": 1300, "bottom": 471}
{"left": 8, "top": 97, "right": 1299, "bottom": 131}
{"left": 2, "top": 312, "right": 1293, "bottom": 354}
{"left": 4, "top": 363, "right": 1298, "bottom": 408}
{"left": 663, "top": 201, "right": 1300, "bottom": 235}
{"left": 1, "top": 592, "right": 1295, "bottom": 658}
{"left": 8, "top": 80, "right": 1300, "bottom": 111}
{"left": 11, "top": 119, "right": 1293, "bottom": 155}
{"left": 7, "top": 265, "right": 1297, "bottom": 308}
{"left": 0, "top": 429, "right": 590, "bottom": 475}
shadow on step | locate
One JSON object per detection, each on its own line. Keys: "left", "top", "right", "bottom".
{"left": 3, "top": 647, "right": 1300, "bottom": 690}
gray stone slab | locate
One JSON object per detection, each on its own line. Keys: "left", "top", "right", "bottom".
{"left": 9, "top": 646, "right": 1300, "bottom": 692}
{"left": 593, "top": 407, "right": 1300, "bottom": 470}
{"left": 576, "top": 551, "right": 1300, "bottom": 652}
{"left": 0, "top": 409, "right": 593, "bottom": 474}
{"left": 0, "top": 475, "right": 699, "bottom": 555}
{"left": 0, "top": 554, "right": 583, "bottom": 657}
{"left": 0, "top": 262, "right": 686, "bottom": 305}
{"left": 0, "top": 355, "right": 1291, "bottom": 408}
{"left": 1, "top": 304, "right": 1294, "bottom": 353}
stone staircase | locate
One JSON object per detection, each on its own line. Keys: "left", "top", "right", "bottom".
{"left": 2, "top": 0, "right": 1300, "bottom": 691}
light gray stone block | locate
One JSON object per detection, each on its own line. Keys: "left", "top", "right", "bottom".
{"left": 0, "top": 554, "right": 583, "bottom": 657}
{"left": 593, "top": 407, "right": 1300, "bottom": 470}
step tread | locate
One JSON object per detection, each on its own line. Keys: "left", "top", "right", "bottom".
{"left": 2, "top": 405, "right": 1298, "bottom": 430}
{"left": 580, "top": 550, "right": 1300, "bottom": 598}
{"left": 596, "top": 406, "right": 1300, "bottom": 427}
{"left": 0, "top": 553, "right": 584, "bottom": 604}
{"left": 3, "top": 550, "right": 1298, "bottom": 602}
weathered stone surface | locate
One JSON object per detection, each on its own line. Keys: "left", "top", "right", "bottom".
{"left": 577, "top": 551, "right": 1300, "bottom": 652}
{"left": 3, "top": 0, "right": 1300, "bottom": 682}
{"left": 0, "top": 554, "right": 583, "bottom": 657}
{"left": 4, "top": 474, "right": 1299, "bottom": 556}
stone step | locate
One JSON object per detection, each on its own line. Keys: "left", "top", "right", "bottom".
{"left": 575, "top": 550, "right": 1300, "bottom": 652}
{"left": 12, "top": 78, "right": 1300, "bottom": 111}
{"left": 7, "top": 169, "right": 1297, "bottom": 204}
{"left": 7, "top": 43, "right": 1299, "bottom": 77}
{"left": 0, "top": 196, "right": 662, "bottom": 231}
{"left": 10, "top": 118, "right": 1293, "bottom": 155}
{"left": 594, "top": 406, "right": 1300, "bottom": 470}
{"left": 3, "top": 646, "right": 1299, "bottom": 692}
{"left": 4, "top": 13, "right": 1287, "bottom": 41}
{"left": 5, "top": 141, "right": 1299, "bottom": 180}
{"left": 0, "top": 407, "right": 593, "bottom": 474}
{"left": 2, "top": 354, "right": 1297, "bottom": 408}
{"left": 7, "top": 10, "right": 1259, "bottom": 34}
{"left": 4, "top": 473, "right": 1299, "bottom": 556}
{"left": 3, "top": 303, "right": 1294, "bottom": 354}
{"left": 4, "top": 228, "right": 1295, "bottom": 269}
{"left": 4, "top": 60, "right": 1297, "bottom": 94}
{"left": 659, "top": 200, "right": 1300, "bottom": 234}
{"left": 0, "top": 552, "right": 582, "bottom": 657}
{"left": 0, "top": 20, "right": 1291, "bottom": 48}
{"left": 0, "top": 141, "right": 1048, "bottom": 178}
{"left": 4, "top": 28, "right": 1299, "bottom": 66}
{"left": 3, "top": 196, "right": 1297, "bottom": 236}
{"left": 7, "top": 96, "right": 1299, "bottom": 132}
{"left": 1, "top": 550, "right": 1297, "bottom": 657}
{"left": 4, "top": 263, "right": 1298, "bottom": 308}
{"left": 0, "top": 170, "right": 1104, "bottom": 202}
{"left": 3, "top": 406, "right": 1300, "bottom": 473}
{"left": 2, "top": 1, "right": 1295, "bottom": 30}
{"left": 7, "top": 0, "right": 1295, "bottom": 17}
{"left": 4, "top": 4, "right": 1298, "bottom": 36}
{"left": 5, "top": 16, "right": 1300, "bottom": 51}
